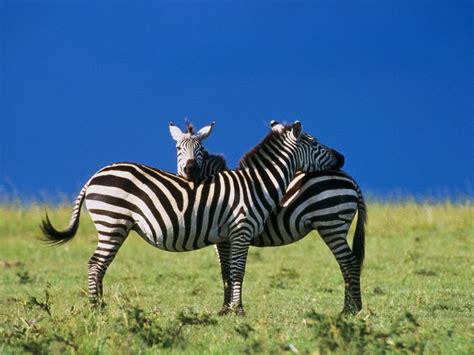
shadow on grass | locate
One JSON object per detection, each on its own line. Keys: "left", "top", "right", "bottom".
{"left": 305, "top": 310, "right": 426, "bottom": 353}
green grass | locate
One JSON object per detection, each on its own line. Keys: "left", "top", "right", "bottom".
{"left": 0, "top": 202, "right": 472, "bottom": 354}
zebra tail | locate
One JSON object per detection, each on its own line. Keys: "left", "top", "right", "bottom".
{"left": 352, "top": 182, "right": 367, "bottom": 270}
{"left": 40, "top": 181, "right": 89, "bottom": 246}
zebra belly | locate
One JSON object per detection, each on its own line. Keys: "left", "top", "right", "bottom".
{"left": 252, "top": 213, "right": 312, "bottom": 247}
{"left": 117, "top": 208, "right": 225, "bottom": 252}
{"left": 152, "top": 223, "right": 224, "bottom": 252}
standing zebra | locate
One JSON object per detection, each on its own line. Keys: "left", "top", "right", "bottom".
{"left": 41, "top": 121, "right": 344, "bottom": 315}
{"left": 171, "top": 121, "right": 366, "bottom": 314}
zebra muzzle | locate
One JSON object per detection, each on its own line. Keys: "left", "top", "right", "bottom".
{"left": 184, "top": 159, "right": 200, "bottom": 180}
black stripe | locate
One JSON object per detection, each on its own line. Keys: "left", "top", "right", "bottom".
{"left": 181, "top": 188, "right": 196, "bottom": 251}
{"left": 193, "top": 181, "right": 211, "bottom": 250}
{"left": 88, "top": 209, "right": 135, "bottom": 223}
{"left": 204, "top": 175, "right": 221, "bottom": 245}
{"left": 95, "top": 221, "right": 128, "bottom": 231}
{"left": 97, "top": 231, "right": 125, "bottom": 238}
{"left": 217, "top": 173, "right": 231, "bottom": 225}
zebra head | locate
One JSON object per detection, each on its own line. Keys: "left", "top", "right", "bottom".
{"left": 169, "top": 121, "right": 215, "bottom": 181}
{"left": 270, "top": 120, "right": 345, "bottom": 172}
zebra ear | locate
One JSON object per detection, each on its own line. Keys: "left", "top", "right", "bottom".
{"left": 271, "top": 120, "right": 285, "bottom": 133}
{"left": 196, "top": 121, "right": 215, "bottom": 141}
{"left": 292, "top": 121, "right": 302, "bottom": 138}
{"left": 169, "top": 122, "right": 184, "bottom": 142}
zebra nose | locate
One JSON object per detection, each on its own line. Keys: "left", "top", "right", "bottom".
{"left": 184, "top": 159, "right": 199, "bottom": 179}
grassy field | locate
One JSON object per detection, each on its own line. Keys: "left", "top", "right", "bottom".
{"left": 0, "top": 202, "right": 472, "bottom": 354}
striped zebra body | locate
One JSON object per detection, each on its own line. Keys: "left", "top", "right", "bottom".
{"left": 86, "top": 162, "right": 266, "bottom": 252}
{"left": 254, "top": 170, "right": 366, "bottom": 313}
{"left": 255, "top": 170, "right": 364, "bottom": 248}
{"left": 216, "top": 171, "right": 366, "bottom": 314}
{"left": 173, "top": 121, "right": 365, "bottom": 314}
{"left": 42, "top": 121, "right": 344, "bottom": 314}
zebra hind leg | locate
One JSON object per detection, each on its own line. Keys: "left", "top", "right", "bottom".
{"left": 215, "top": 242, "right": 232, "bottom": 315}
{"left": 87, "top": 229, "right": 128, "bottom": 308}
{"left": 228, "top": 235, "right": 251, "bottom": 316}
{"left": 340, "top": 257, "right": 362, "bottom": 315}
{"left": 319, "top": 227, "right": 362, "bottom": 315}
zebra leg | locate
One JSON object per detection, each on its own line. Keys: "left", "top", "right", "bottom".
{"left": 215, "top": 242, "right": 232, "bottom": 315}
{"left": 319, "top": 228, "right": 362, "bottom": 315}
{"left": 228, "top": 236, "right": 251, "bottom": 316}
{"left": 88, "top": 231, "right": 128, "bottom": 307}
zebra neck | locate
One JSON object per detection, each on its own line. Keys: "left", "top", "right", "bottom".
{"left": 239, "top": 153, "right": 297, "bottom": 212}
{"left": 203, "top": 153, "right": 228, "bottom": 174}
{"left": 238, "top": 131, "right": 298, "bottom": 208}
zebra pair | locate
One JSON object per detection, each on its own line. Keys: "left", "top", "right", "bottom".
{"left": 170, "top": 121, "right": 366, "bottom": 315}
{"left": 41, "top": 120, "right": 346, "bottom": 315}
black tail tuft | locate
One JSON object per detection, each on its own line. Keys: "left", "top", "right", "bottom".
{"left": 40, "top": 212, "right": 77, "bottom": 247}
{"left": 352, "top": 199, "right": 367, "bottom": 270}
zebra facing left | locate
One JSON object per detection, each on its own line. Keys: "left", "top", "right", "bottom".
{"left": 41, "top": 121, "right": 344, "bottom": 315}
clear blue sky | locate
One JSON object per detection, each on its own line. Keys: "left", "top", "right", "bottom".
{"left": 1, "top": 0, "right": 473, "bottom": 201}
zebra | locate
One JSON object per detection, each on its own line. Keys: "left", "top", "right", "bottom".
{"left": 169, "top": 121, "right": 228, "bottom": 182}
{"left": 41, "top": 121, "right": 345, "bottom": 315}
{"left": 172, "top": 120, "right": 366, "bottom": 314}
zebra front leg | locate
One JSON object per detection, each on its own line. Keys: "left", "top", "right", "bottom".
{"left": 88, "top": 232, "right": 127, "bottom": 308}
{"left": 228, "top": 236, "right": 251, "bottom": 316}
{"left": 320, "top": 232, "right": 362, "bottom": 315}
{"left": 215, "top": 242, "right": 232, "bottom": 315}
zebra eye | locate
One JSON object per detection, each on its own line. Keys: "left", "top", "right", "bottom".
{"left": 177, "top": 147, "right": 182, "bottom": 151}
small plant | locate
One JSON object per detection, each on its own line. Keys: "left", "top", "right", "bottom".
{"left": 26, "top": 287, "right": 52, "bottom": 317}
{"left": 17, "top": 271, "right": 35, "bottom": 284}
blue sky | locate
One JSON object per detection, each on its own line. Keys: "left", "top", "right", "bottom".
{"left": 1, "top": 0, "right": 473, "bottom": 201}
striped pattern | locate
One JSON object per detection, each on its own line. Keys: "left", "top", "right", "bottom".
{"left": 198, "top": 151, "right": 228, "bottom": 178}
{"left": 41, "top": 122, "right": 344, "bottom": 314}
{"left": 254, "top": 171, "right": 366, "bottom": 314}
{"left": 175, "top": 126, "right": 366, "bottom": 314}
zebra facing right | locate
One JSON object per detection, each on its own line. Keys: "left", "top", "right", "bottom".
{"left": 41, "top": 121, "right": 343, "bottom": 315}
{"left": 171, "top": 121, "right": 366, "bottom": 314}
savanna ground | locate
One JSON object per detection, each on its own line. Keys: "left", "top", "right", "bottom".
{"left": 0, "top": 202, "right": 472, "bottom": 354}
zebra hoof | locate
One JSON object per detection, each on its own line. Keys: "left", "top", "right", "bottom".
{"left": 340, "top": 303, "right": 361, "bottom": 316}
{"left": 218, "top": 305, "right": 232, "bottom": 316}
{"left": 235, "top": 305, "right": 246, "bottom": 316}
{"left": 90, "top": 299, "right": 106, "bottom": 310}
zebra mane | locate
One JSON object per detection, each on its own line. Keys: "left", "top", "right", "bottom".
{"left": 207, "top": 151, "right": 228, "bottom": 168}
{"left": 238, "top": 125, "right": 291, "bottom": 169}
{"left": 200, "top": 150, "right": 228, "bottom": 176}
{"left": 185, "top": 120, "right": 194, "bottom": 134}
